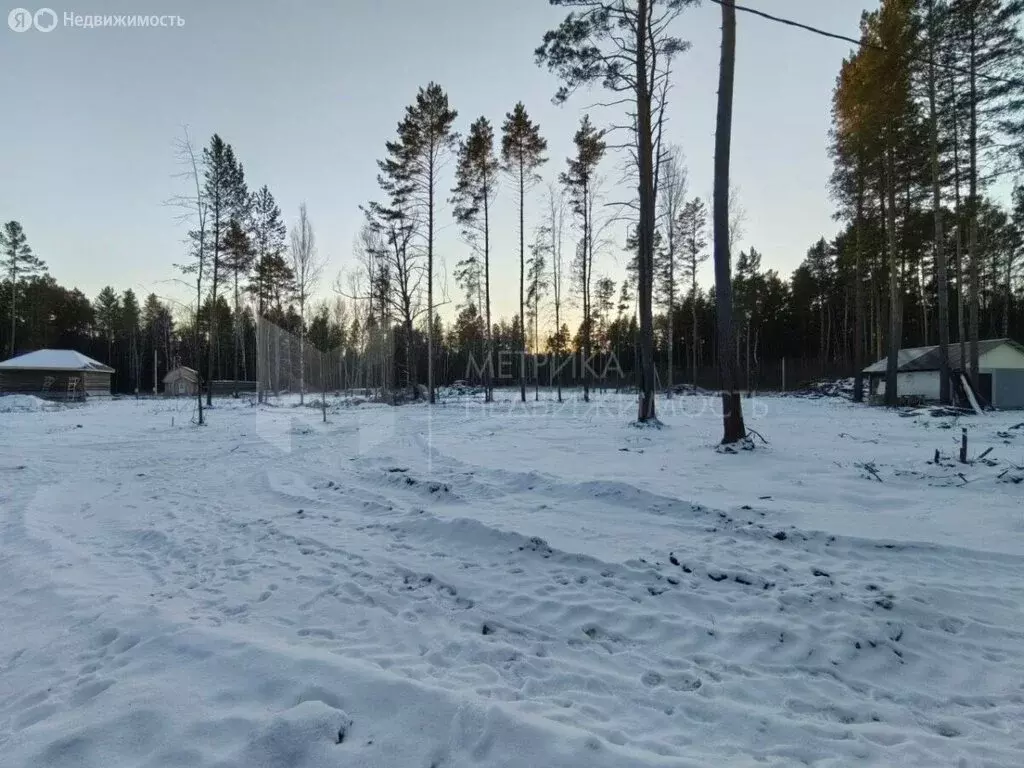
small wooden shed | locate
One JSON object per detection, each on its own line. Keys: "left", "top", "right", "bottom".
{"left": 162, "top": 366, "right": 200, "bottom": 397}
{"left": 0, "top": 349, "right": 114, "bottom": 401}
{"left": 863, "top": 338, "right": 1024, "bottom": 408}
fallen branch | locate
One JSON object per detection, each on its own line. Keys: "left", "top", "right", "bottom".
{"left": 856, "top": 462, "right": 883, "bottom": 482}
{"left": 746, "top": 428, "right": 769, "bottom": 445}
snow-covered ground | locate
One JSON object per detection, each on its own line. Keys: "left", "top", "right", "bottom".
{"left": 2, "top": 391, "right": 1023, "bottom": 767}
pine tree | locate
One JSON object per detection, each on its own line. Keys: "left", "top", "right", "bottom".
{"left": 657, "top": 147, "right": 687, "bottom": 396}
{"left": 526, "top": 241, "right": 549, "bottom": 400}
{"left": 926, "top": 0, "right": 953, "bottom": 403}
{"left": 142, "top": 293, "right": 173, "bottom": 394}
{"left": 677, "top": 198, "right": 709, "bottom": 390}
{"left": 501, "top": 103, "right": 548, "bottom": 403}
{"left": 947, "top": 0, "right": 1024, "bottom": 384}
{"left": 392, "top": 83, "right": 458, "bottom": 404}
{"left": 712, "top": 0, "right": 746, "bottom": 443}
{"left": 223, "top": 219, "right": 254, "bottom": 395}
{"left": 202, "top": 134, "right": 246, "bottom": 404}
{"left": 94, "top": 286, "right": 121, "bottom": 366}
{"left": 248, "top": 185, "right": 287, "bottom": 403}
{"left": 560, "top": 115, "right": 606, "bottom": 403}
{"left": 121, "top": 289, "right": 142, "bottom": 396}
{"left": 538, "top": 0, "right": 697, "bottom": 423}
{"left": 804, "top": 239, "right": 835, "bottom": 362}
{"left": 1, "top": 221, "right": 46, "bottom": 357}
{"left": 452, "top": 116, "right": 500, "bottom": 401}
{"left": 249, "top": 188, "right": 288, "bottom": 312}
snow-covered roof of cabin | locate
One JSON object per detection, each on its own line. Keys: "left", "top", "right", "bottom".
{"left": 162, "top": 366, "right": 199, "bottom": 383}
{"left": 0, "top": 349, "right": 115, "bottom": 373}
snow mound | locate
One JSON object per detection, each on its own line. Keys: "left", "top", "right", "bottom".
{"left": 0, "top": 394, "right": 55, "bottom": 413}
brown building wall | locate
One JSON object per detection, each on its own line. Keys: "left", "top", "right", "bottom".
{"left": 0, "top": 369, "right": 112, "bottom": 400}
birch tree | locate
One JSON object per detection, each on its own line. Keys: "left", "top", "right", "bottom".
{"left": 171, "top": 127, "right": 208, "bottom": 425}
{"left": 526, "top": 241, "right": 549, "bottom": 400}
{"left": 543, "top": 183, "right": 568, "bottom": 402}
{"left": 290, "top": 203, "right": 323, "bottom": 405}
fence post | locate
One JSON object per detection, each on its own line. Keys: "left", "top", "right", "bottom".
{"left": 781, "top": 357, "right": 786, "bottom": 393}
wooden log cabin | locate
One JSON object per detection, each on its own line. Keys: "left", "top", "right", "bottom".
{"left": 0, "top": 349, "right": 114, "bottom": 401}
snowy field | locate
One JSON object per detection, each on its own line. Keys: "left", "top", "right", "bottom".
{"left": 2, "top": 390, "right": 1023, "bottom": 767}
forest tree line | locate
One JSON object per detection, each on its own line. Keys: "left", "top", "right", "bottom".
{"left": 2, "top": 0, "right": 1023, "bottom": 411}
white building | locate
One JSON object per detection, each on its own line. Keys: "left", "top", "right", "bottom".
{"left": 864, "top": 338, "right": 1024, "bottom": 409}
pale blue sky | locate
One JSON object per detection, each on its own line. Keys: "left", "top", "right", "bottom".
{"left": 0, "top": 0, "right": 874, "bottom": 323}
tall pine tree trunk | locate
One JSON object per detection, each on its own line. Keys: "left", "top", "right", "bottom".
{"left": 207, "top": 242, "right": 218, "bottom": 407}
{"left": 967, "top": 14, "right": 980, "bottom": 387}
{"left": 930, "top": 0, "right": 950, "bottom": 404}
{"left": 534, "top": 292, "right": 541, "bottom": 401}
{"left": 1004, "top": 252, "right": 1014, "bottom": 337}
{"left": 583, "top": 198, "right": 591, "bottom": 404}
{"left": 853, "top": 169, "right": 865, "bottom": 403}
{"left": 666, "top": 248, "right": 674, "bottom": 399}
{"left": 299, "top": 297, "right": 305, "bottom": 405}
{"left": 635, "top": 0, "right": 657, "bottom": 423}
{"left": 691, "top": 282, "right": 699, "bottom": 392}
{"left": 428, "top": 154, "right": 436, "bottom": 404}
{"left": 519, "top": 156, "right": 527, "bottom": 403}
{"left": 8, "top": 265, "right": 15, "bottom": 358}
{"left": 884, "top": 146, "right": 902, "bottom": 407}
{"left": 233, "top": 271, "right": 240, "bottom": 398}
{"left": 713, "top": 0, "right": 745, "bottom": 444}
{"left": 484, "top": 191, "right": 493, "bottom": 403}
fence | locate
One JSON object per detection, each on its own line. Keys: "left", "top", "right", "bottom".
{"left": 448, "top": 352, "right": 855, "bottom": 394}
{"left": 255, "top": 313, "right": 856, "bottom": 401}
{"left": 254, "top": 315, "right": 396, "bottom": 402}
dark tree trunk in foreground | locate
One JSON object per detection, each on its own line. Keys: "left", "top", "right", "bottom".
{"left": 884, "top": 148, "right": 902, "bottom": 407}
{"left": 929, "top": 0, "right": 951, "bottom": 404}
{"left": 635, "top": 0, "right": 658, "bottom": 423}
{"left": 712, "top": 0, "right": 745, "bottom": 444}
{"left": 853, "top": 174, "right": 865, "bottom": 403}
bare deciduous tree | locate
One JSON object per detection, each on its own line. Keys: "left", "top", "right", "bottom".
{"left": 543, "top": 183, "right": 568, "bottom": 401}
{"left": 290, "top": 203, "right": 323, "bottom": 405}
{"left": 170, "top": 127, "right": 209, "bottom": 425}
{"left": 657, "top": 146, "right": 687, "bottom": 397}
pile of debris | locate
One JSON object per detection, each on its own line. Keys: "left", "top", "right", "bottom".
{"left": 786, "top": 378, "right": 859, "bottom": 400}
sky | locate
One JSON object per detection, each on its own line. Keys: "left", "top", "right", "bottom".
{"left": 0, "top": 0, "right": 877, "bottom": 325}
